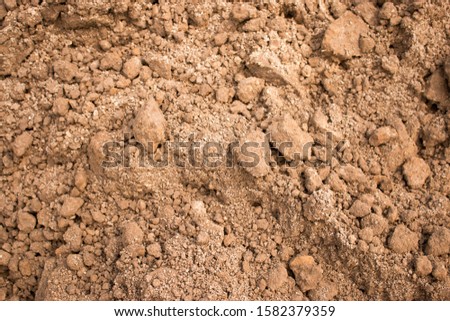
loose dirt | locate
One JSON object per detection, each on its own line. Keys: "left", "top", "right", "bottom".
{"left": 0, "top": 0, "right": 449, "bottom": 301}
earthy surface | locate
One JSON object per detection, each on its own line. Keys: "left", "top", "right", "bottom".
{"left": 0, "top": 0, "right": 449, "bottom": 301}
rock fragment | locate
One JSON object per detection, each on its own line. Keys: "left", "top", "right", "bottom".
{"left": 66, "top": 254, "right": 84, "bottom": 271}
{"left": 426, "top": 227, "right": 450, "bottom": 256}
{"left": 381, "top": 55, "right": 400, "bottom": 74}
{"left": 432, "top": 262, "right": 448, "bottom": 281}
{"left": 186, "top": 4, "right": 211, "bottom": 27}
{"left": 18, "top": 7, "right": 42, "bottom": 28}
{"left": 308, "top": 280, "right": 338, "bottom": 300}
{"left": 29, "top": 198, "right": 41, "bottom": 213}
{"left": 361, "top": 214, "right": 388, "bottom": 236}
{"left": 10, "top": 85, "right": 25, "bottom": 102}
{"left": 190, "top": 200, "right": 224, "bottom": 247}
{"left": 143, "top": 56, "right": 172, "bottom": 79}
{"left": 379, "top": 2, "right": 398, "bottom": 20}
{"left": 17, "top": 211, "right": 36, "bottom": 233}
{"left": 289, "top": 255, "right": 323, "bottom": 292}
{"left": 229, "top": 100, "right": 250, "bottom": 119}
{"left": 223, "top": 234, "right": 236, "bottom": 247}
{"left": 359, "top": 35, "right": 375, "bottom": 53}
{"left": 369, "top": 126, "right": 398, "bottom": 146}
{"left": 242, "top": 17, "right": 266, "bottom": 32}
{"left": 236, "top": 77, "right": 265, "bottom": 103}
{"left": 215, "top": 87, "right": 233, "bottom": 103}
{"left": 237, "top": 130, "right": 270, "bottom": 178}
{"left": 349, "top": 199, "right": 371, "bottom": 218}
{"left": 354, "top": 2, "right": 379, "bottom": 26}
{"left": 330, "top": 0, "right": 347, "bottom": 18}
{"left": 124, "top": 244, "right": 146, "bottom": 257}
{"left": 213, "top": 33, "right": 228, "bottom": 46}
{"left": 63, "top": 225, "right": 83, "bottom": 252}
{"left": 267, "top": 263, "right": 288, "bottom": 291}
{"left": 402, "top": 157, "right": 431, "bottom": 189}
{"left": 415, "top": 256, "right": 432, "bottom": 276}
{"left": 304, "top": 168, "right": 322, "bottom": 193}
{"left": 82, "top": 252, "right": 96, "bottom": 267}
{"left": 12, "top": 132, "right": 33, "bottom": 157}
{"left": 422, "top": 116, "right": 448, "bottom": 147}
{"left": 122, "top": 57, "right": 142, "bottom": 79}
{"left": 53, "top": 97, "right": 70, "bottom": 116}
{"left": 121, "top": 222, "right": 144, "bottom": 246}
{"left": 146, "top": 243, "right": 162, "bottom": 258}
{"left": 303, "top": 189, "right": 336, "bottom": 222}
{"left": 18, "top": 258, "right": 32, "bottom": 276}
{"left": 196, "top": 231, "right": 210, "bottom": 245}
{"left": 247, "top": 49, "right": 301, "bottom": 91}
{"left": 0, "top": 250, "right": 12, "bottom": 266}
{"left": 261, "top": 86, "right": 282, "bottom": 109}
{"left": 424, "top": 68, "right": 450, "bottom": 109}
{"left": 326, "top": 172, "right": 347, "bottom": 193}
{"left": 74, "top": 169, "right": 88, "bottom": 191}
{"left": 268, "top": 114, "right": 314, "bottom": 161}
{"left": 53, "top": 60, "right": 79, "bottom": 82}
{"left": 231, "top": 3, "right": 257, "bottom": 22}
{"left": 60, "top": 197, "right": 84, "bottom": 218}
{"left": 92, "top": 211, "right": 106, "bottom": 224}
{"left": 132, "top": 99, "right": 166, "bottom": 153}
{"left": 4, "top": 0, "right": 17, "bottom": 11}
{"left": 310, "top": 110, "right": 329, "bottom": 132}
{"left": 336, "top": 164, "right": 367, "bottom": 184}
{"left": 358, "top": 228, "right": 374, "bottom": 242}
{"left": 88, "top": 131, "right": 113, "bottom": 175}
{"left": 256, "top": 219, "right": 269, "bottom": 230}
{"left": 388, "top": 224, "right": 419, "bottom": 253}
{"left": 384, "top": 118, "right": 418, "bottom": 172}
{"left": 322, "top": 11, "right": 369, "bottom": 60}
{"left": 100, "top": 52, "right": 122, "bottom": 71}
{"left": 99, "top": 40, "right": 111, "bottom": 51}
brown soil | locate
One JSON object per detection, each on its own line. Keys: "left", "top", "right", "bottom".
{"left": 1, "top": 0, "right": 449, "bottom": 301}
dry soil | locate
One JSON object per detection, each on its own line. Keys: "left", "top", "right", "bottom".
{"left": 0, "top": 0, "right": 449, "bottom": 301}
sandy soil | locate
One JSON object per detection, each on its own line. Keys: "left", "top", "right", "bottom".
{"left": 0, "top": 0, "right": 449, "bottom": 301}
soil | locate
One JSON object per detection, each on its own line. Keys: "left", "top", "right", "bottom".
{"left": 0, "top": 0, "right": 449, "bottom": 301}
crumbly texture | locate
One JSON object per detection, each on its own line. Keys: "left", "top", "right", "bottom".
{"left": 0, "top": 0, "right": 449, "bottom": 301}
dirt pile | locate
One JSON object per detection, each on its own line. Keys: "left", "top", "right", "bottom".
{"left": 0, "top": 0, "right": 449, "bottom": 301}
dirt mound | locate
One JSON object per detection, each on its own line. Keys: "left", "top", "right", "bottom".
{"left": 0, "top": 0, "right": 449, "bottom": 301}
